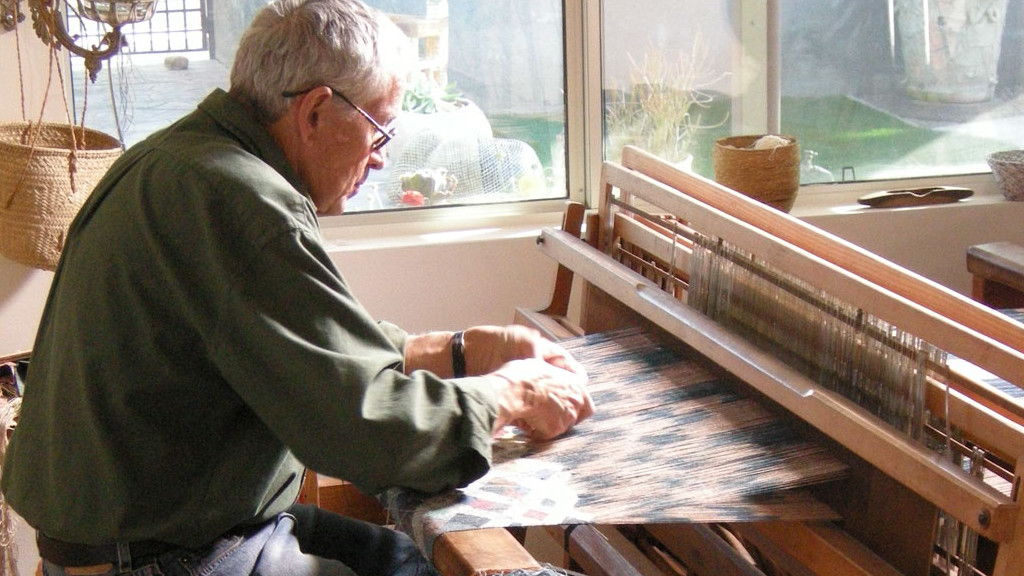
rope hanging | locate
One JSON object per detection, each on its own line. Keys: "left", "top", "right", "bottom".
{"left": 0, "top": 15, "right": 122, "bottom": 270}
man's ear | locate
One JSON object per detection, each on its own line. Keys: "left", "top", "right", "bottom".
{"left": 294, "top": 86, "right": 334, "bottom": 143}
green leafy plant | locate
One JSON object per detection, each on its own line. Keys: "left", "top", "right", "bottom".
{"left": 605, "top": 35, "right": 728, "bottom": 164}
{"left": 402, "top": 75, "right": 465, "bottom": 114}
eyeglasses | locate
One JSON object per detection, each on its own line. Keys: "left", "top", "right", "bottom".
{"left": 282, "top": 86, "right": 395, "bottom": 152}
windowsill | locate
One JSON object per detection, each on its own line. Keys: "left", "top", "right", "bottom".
{"left": 790, "top": 172, "right": 1006, "bottom": 218}
{"left": 319, "top": 172, "right": 1016, "bottom": 252}
{"left": 320, "top": 199, "right": 567, "bottom": 251}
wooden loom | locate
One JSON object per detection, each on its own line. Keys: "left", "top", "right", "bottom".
{"left": 425, "top": 146, "right": 1024, "bottom": 576}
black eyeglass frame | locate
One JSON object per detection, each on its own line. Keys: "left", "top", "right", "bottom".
{"left": 282, "top": 86, "right": 395, "bottom": 152}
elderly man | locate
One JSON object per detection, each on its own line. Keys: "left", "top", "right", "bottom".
{"left": 1, "top": 1, "right": 593, "bottom": 575}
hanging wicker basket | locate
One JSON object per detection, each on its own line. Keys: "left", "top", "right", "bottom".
{"left": 713, "top": 135, "right": 800, "bottom": 212}
{"left": 0, "top": 121, "right": 121, "bottom": 270}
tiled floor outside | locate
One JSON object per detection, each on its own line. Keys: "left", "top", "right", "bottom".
{"left": 75, "top": 53, "right": 1024, "bottom": 149}
{"left": 68, "top": 51, "right": 1024, "bottom": 195}
{"left": 71, "top": 54, "right": 230, "bottom": 147}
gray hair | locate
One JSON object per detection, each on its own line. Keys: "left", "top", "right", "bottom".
{"left": 229, "top": 0, "right": 411, "bottom": 123}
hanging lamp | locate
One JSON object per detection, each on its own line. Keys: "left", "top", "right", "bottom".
{"left": 26, "top": 0, "right": 158, "bottom": 82}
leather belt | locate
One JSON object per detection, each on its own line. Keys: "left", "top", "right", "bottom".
{"left": 36, "top": 533, "right": 177, "bottom": 568}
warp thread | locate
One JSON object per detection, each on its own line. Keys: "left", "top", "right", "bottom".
{"left": 687, "top": 232, "right": 941, "bottom": 439}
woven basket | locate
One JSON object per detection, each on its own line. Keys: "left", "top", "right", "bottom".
{"left": 0, "top": 122, "right": 121, "bottom": 270}
{"left": 987, "top": 150, "right": 1024, "bottom": 201}
{"left": 713, "top": 135, "right": 800, "bottom": 212}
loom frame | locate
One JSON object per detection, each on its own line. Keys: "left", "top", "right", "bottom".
{"left": 305, "top": 148, "right": 1024, "bottom": 576}
{"left": 525, "top": 147, "right": 1024, "bottom": 576}
{"left": 497, "top": 149, "right": 1024, "bottom": 576}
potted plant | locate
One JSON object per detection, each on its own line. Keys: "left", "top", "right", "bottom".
{"left": 384, "top": 74, "right": 492, "bottom": 205}
{"left": 604, "top": 37, "right": 727, "bottom": 169}
{"left": 391, "top": 74, "right": 491, "bottom": 144}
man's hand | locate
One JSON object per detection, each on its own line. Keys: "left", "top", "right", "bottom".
{"left": 459, "top": 325, "right": 593, "bottom": 440}
{"left": 405, "top": 324, "right": 594, "bottom": 439}
{"left": 489, "top": 358, "right": 594, "bottom": 441}
{"left": 463, "top": 325, "right": 586, "bottom": 377}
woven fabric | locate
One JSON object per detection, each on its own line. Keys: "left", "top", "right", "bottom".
{"left": 386, "top": 328, "right": 847, "bottom": 557}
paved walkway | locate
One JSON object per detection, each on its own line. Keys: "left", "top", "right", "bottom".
{"left": 71, "top": 54, "right": 229, "bottom": 146}
{"left": 853, "top": 81, "right": 1024, "bottom": 142}
{"left": 69, "top": 52, "right": 1023, "bottom": 186}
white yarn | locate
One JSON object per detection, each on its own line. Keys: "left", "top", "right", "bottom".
{"left": 751, "top": 134, "right": 790, "bottom": 150}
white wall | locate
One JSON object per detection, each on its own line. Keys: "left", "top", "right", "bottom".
{"left": 1, "top": 25, "right": 76, "bottom": 125}
{"left": 799, "top": 195, "right": 1024, "bottom": 297}
{"left": 328, "top": 232, "right": 560, "bottom": 332}
{"left": 6, "top": 193, "right": 1024, "bottom": 353}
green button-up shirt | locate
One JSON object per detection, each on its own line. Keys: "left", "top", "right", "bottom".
{"left": 2, "top": 89, "right": 496, "bottom": 548}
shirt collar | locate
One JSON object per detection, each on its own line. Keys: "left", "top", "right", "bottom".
{"left": 197, "top": 89, "right": 310, "bottom": 199}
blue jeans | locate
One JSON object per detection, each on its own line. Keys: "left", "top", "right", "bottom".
{"left": 41, "top": 504, "right": 438, "bottom": 576}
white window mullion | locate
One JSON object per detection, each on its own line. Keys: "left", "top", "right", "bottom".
{"left": 564, "top": 0, "right": 592, "bottom": 207}
{"left": 733, "top": 0, "right": 772, "bottom": 136}
{"left": 576, "top": 0, "right": 604, "bottom": 209}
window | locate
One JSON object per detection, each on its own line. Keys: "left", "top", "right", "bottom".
{"left": 70, "top": 0, "right": 208, "bottom": 55}
{"left": 69, "top": 0, "right": 569, "bottom": 214}
{"left": 69, "top": 0, "right": 1024, "bottom": 218}
{"left": 600, "top": 0, "right": 1024, "bottom": 189}
{"left": 362, "top": 0, "right": 566, "bottom": 212}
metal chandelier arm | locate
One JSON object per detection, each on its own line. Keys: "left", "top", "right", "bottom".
{"left": 24, "top": 0, "right": 158, "bottom": 84}
{"left": 27, "top": 0, "right": 125, "bottom": 82}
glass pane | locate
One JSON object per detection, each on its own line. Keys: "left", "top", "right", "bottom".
{"left": 186, "top": 11, "right": 203, "bottom": 30}
{"left": 357, "top": 0, "right": 567, "bottom": 212}
{"left": 601, "top": 1, "right": 735, "bottom": 178}
{"left": 167, "top": 12, "right": 186, "bottom": 31}
{"left": 150, "top": 13, "right": 168, "bottom": 32}
{"left": 67, "top": 0, "right": 569, "bottom": 214}
{"left": 186, "top": 30, "right": 205, "bottom": 48}
{"left": 602, "top": 0, "right": 1024, "bottom": 187}
{"left": 782, "top": 0, "right": 1024, "bottom": 183}
{"left": 132, "top": 33, "right": 153, "bottom": 53}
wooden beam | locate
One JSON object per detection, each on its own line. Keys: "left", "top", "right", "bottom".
{"left": 732, "top": 522, "right": 905, "bottom": 576}
{"left": 432, "top": 528, "right": 541, "bottom": 576}
{"left": 645, "top": 524, "right": 763, "bottom": 576}
{"left": 567, "top": 525, "right": 649, "bottom": 576}
{"left": 536, "top": 229, "right": 1017, "bottom": 542}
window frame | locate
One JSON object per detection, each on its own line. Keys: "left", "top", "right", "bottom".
{"left": 571, "top": 0, "right": 1002, "bottom": 218}
{"left": 65, "top": 0, "right": 1008, "bottom": 241}
{"left": 322, "top": 0, "right": 1004, "bottom": 239}
{"left": 322, "top": 0, "right": 594, "bottom": 235}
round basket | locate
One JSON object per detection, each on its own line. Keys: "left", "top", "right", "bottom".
{"left": 987, "top": 150, "right": 1024, "bottom": 201}
{"left": 713, "top": 135, "right": 800, "bottom": 212}
{"left": 0, "top": 122, "right": 122, "bottom": 270}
